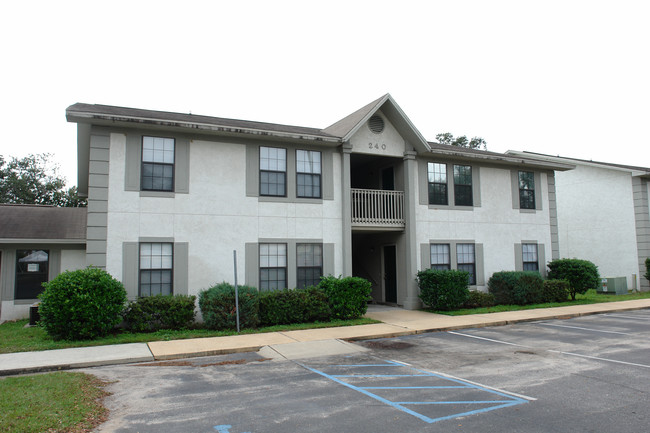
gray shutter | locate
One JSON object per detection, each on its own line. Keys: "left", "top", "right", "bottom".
{"left": 122, "top": 242, "right": 139, "bottom": 299}
{"left": 125, "top": 134, "right": 141, "bottom": 191}
{"left": 174, "top": 242, "right": 189, "bottom": 295}
{"left": 174, "top": 138, "right": 190, "bottom": 194}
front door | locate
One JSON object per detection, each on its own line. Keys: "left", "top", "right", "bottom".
{"left": 383, "top": 245, "right": 397, "bottom": 303}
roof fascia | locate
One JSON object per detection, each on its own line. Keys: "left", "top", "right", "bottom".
{"left": 506, "top": 150, "right": 644, "bottom": 173}
{"left": 435, "top": 148, "right": 575, "bottom": 171}
{"left": 0, "top": 239, "right": 86, "bottom": 245}
{"left": 66, "top": 110, "right": 342, "bottom": 146}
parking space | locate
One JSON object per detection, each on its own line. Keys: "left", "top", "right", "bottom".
{"left": 87, "top": 310, "right": 650, "bottom": 433}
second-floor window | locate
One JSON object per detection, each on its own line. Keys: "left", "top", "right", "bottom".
{"left": 427, "top": 163, "right": 448, "bottom": 205}
{"left": 260, "top": 147, "right": 287, "bottom": 196}
{"left": 296, "top": 150, "right": 321, "bottom": 198}
{"left": 519, "top": 171, "right": 536, "bottom": 209}
{"left": 142, "top": 136, "right": 175, "bottom": 191}
{"left": 454, "top": 165, "right": 473, "bottom": 206}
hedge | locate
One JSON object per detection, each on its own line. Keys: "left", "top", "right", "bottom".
{"left": 259, "top": 287, "right": 330, "bottom": 326}
{"left": 487, "top": 271, "right": 544, "bottom": 305}
{"left": 318, "top": 276, "right": 372, "bottom": 320}
{"left": 123, "top": 295, "right": 196, "bottom": 332}
{"left": 198, "top": 282, "right": 259, "bottom": 330}
{"left": 417, "top": 269, "right": 470, "bottom": 310}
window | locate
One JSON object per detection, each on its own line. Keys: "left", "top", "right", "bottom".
{"left": 140, "top": 243, "right": 173, "bottom": 296}
{"left": 15, "top": 249, "right": 49, "bottom": 299}
{"left": 297, "top": 244, "right": 323, "bottom": 289}
{"left": 260, "top": 147, "right": 287, "bottom": 196}
{"left": 259, "top": 243, "right": 287, "bottom": 290}
{"left": 427, "top": 163, "right": 448, "bottom": 205}
{"left": 141, "top": 136, "right": 174, "bottom": 191}
{"left": 454, "top": 165, "right": 473, "bottom": 206}
{"left": 519, "top": 171, "right": 536, "bottom": 209}
{"left": 430, "top": 244, "right": 451, "bottom": 271}
{"left": 522, "top": 243, "right": 539, "bottom": 271}
{"left": 456, "top": 243, "right": 476, "bottom": 285}
{"left": 296, "top": 150, "right": 321, "bottom": 198}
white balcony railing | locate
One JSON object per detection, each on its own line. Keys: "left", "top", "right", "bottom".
{"left": 351, "top": 188, "right": 405, "bottom": 227}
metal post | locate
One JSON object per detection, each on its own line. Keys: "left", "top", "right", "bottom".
{"left": 233, "top": 250, "right": 240, "bottom": 333}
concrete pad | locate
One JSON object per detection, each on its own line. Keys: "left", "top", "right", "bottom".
{"left": 263, "top": 339, "right": 369, "bottom": 360}
{"left": 279, "top": 323, "right": 414, "bottom": 342}
{"left": 0, "top": 343, "right": 153, "bottom": 376}
{"left": 147, "top": 332, "right": 298, "bottom": 360}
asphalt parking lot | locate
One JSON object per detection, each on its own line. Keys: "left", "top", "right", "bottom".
{"left": 88, "top": 310, "right": 650, "bottom": 433}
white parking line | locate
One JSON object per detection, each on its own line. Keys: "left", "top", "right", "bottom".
{"left": 447, "top": 331, "right": 531, "bottom": 348}
{"left": 602, "top": 313, "right": 650, "bottom": 321}
{"left": 548, "top": 350, "right": 650, "bottom": 369}
{"left": 535, "top": 322, "right": 635, "bottom": 335}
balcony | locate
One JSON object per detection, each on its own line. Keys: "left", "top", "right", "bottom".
{"left": 351, "top": 188, "right": 405, "bottom": 229}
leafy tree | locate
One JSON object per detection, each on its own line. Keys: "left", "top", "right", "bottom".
{"left": 0, "top": 153, "right": 86, "bottom": 207}
{"left": 436, "top": 132, "right": 487, "bottom": 150}
{"left": 547, "top": 258, "right": 600, "bottom": 300}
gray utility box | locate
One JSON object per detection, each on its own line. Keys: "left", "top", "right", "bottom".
{"left": 597, "top": 277, "right": 628, "bottom": 295}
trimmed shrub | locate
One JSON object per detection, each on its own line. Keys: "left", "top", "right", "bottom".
{"left": 547, "top": 259, "right": 600, "bottom": 300}
{"left": 645, "top": 258, "right": 650, "bottom": 284}
{"left": 198, "top": 282, "right": 259, "bottom": 330}
{"left": 123, "top": 295, "right": 196, "bottom": 332}
{"left": 488, "top": 271, "right": 544, "bottom": 305}
{"left": 542, "top": 279, "right": 570, "bottom": 303}
{"left": 39, "top": 267, "right": 127, "bottom": 340}
{"left": 318, "top": 276, "right": 372, "bottom": 320}
{"left": 417, "top": 269, "right": 470, "bottom": 311}
{"left": 462, "top": 290, "right": 496, "bottom": 309}
{"left": 259, "top": 287, "right": 331, "bottom": 326}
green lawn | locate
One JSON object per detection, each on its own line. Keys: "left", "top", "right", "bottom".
{"left": 0, "top": 372, "right": 108, "bottom": 433}
{"left": 0, "top": 317, "right": 379, "bottom": 354}
{"left": 432, "top": 289, "right": 650, "bottom": 316}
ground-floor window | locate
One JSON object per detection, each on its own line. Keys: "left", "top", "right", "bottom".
{"left": 15, "top": 249, "right": 49, "bottom": 299}
{"left": 430, "top": 244, "right": 451, "bottom": 271}
{"left": 259, "top": 243, "right": 287, "bottom": 290}
{"left": 522, "top": 243, "right": 539, "bottom": 271}
{"left": 297, "top": 243, "right": 323, "bottom": 289}
{"left": 140, "top": 242, "right": 173, "bottom": 296}
{"left": 456, "top": 243, "right": 476, "bottom": 285}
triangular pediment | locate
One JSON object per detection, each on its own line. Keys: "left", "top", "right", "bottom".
{"left": 322, "top": 94, "right": 431, "bottom": 155}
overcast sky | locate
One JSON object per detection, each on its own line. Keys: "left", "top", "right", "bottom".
{"left": 1, "top": 0, "right": 648, "bottom": 187}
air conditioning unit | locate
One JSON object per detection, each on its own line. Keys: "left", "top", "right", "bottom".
{"left": 597, "top": 277, "right": 628, "bottom": 295}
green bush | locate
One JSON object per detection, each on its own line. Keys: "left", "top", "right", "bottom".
{"left": 547, "top": 259, "right": 600, "bottom": 300}
{"left": 198, "top": 282, "right": 259, "bottom": 330}
{"left": 417, "top": 269, "right": 470, "bottom": 310}
{"left": 259, "top": 287, "right": 331, "bottom": 326}
{"left": 645, "top": 258, "right": 650, "bottom": 284}
{"left": 318, "top": 276, "right": 372, "bottom": 320}
{"left": 487, "top": 271, "right": 544, "bottom": 305}
{"left": 123, "top": 295, "right": 196, "bottom": 332}
{"left": 38, "top": 267, "right": 127, "bottom": 340}
{"left": 542, "top": 279, "right": 570, "bottom": 303}
{"left": 462, "top": 290, "right": 496, "bottom": 309}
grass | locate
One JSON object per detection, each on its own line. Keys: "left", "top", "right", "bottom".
{"left": 0, "top": 372, "right": 109, "bottom": 433}
{"left": 432, "top": 289, "right": 650, "bottom": 316}
{"left": 0, "top": 317, "right": 379, "bottom": 354}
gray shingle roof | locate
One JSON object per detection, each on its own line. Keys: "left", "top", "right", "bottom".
{"left": 0, "top": 205, "right": 87, "bottom": 241}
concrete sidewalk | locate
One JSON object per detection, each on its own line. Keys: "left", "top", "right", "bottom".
{"left": 2, "top": 298, "right": 650, "bottom": 376}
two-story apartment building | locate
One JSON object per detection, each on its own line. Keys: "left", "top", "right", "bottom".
{"left": 60, "top": 94, "right": 572, "bottom": 312}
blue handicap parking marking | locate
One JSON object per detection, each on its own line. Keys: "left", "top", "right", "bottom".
{"left": 301, "top": 360, "right": 530, "bottom": 424}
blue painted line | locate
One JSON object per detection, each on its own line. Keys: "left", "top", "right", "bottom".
{"left": 361, "top": 386, "right": 470, "bottom": 390}
{"left": 301, "top": 360, "right": 530, "bottom": 424}
{"left": 300, "top": 363, "right": 440, "bottom": 424}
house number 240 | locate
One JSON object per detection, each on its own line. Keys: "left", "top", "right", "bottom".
{"left": 368, "top": 142, "right": 387, "bottom": 150}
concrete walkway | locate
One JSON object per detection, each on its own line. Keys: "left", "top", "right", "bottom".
{"left": 2, "top": 298, "right": 650, "bottom": 376}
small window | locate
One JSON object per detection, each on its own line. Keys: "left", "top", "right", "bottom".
{"left": 296, "top": 150, "right": 321, "bottom": 198}
{"left": 456, "top": 243, "right": 476, "bottom": 285}
{"left": 142, "top": 136, "right": 175, "bottom": 191}
{"left": 260, "top": 147, "right": 287, "bottom": 197}
{"left": 259, "top": 243, "right": 287, "bottom": 290}
{"left": 430, "top": 244, "right": 451, "bottom": 271}
{"left": 427, "top": 163, "right": 448, "bottom": 205}
{"left": 522, "top": 243, "right": 539, "bottom": 271}
{"left": 297, "top": 244, "right": 323, "bottom": 289}
{"left": 15, "top": 249, "right": 49, "bottom": 300}
{"left": 454, "top": 165, "right": 473, "bottom": 206}
{"left": 519, "top": 171, "right": 536, "bottom": 209}
{"left": 140, "top": 243, "right": 173, "bottom": 296}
